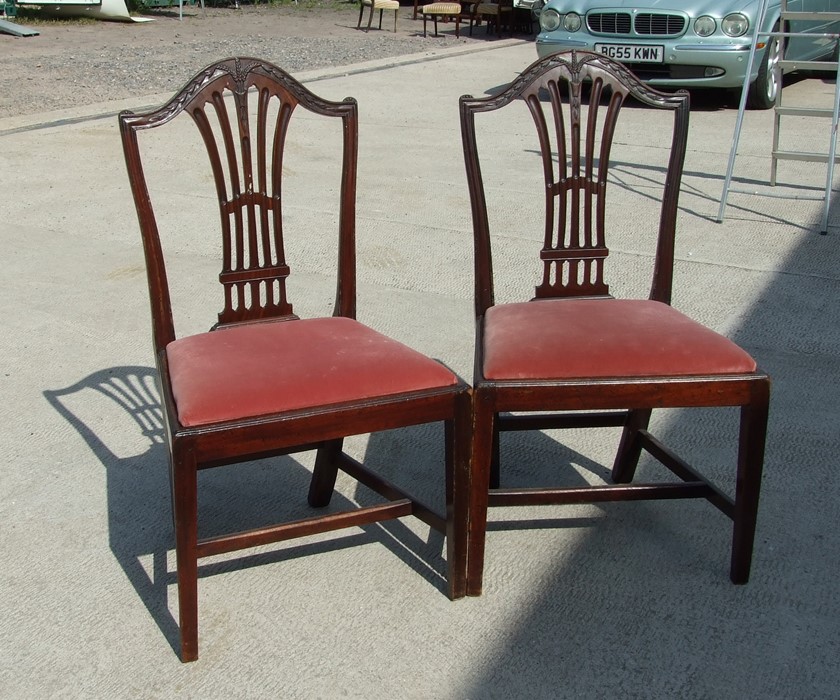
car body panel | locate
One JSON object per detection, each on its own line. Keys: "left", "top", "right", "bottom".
{"left": 535, "top": 0, "right": 840, "bottom": 89}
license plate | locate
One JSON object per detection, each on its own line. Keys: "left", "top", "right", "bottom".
{"left": 594, "top": 43, "right": 664, "bottom": 63}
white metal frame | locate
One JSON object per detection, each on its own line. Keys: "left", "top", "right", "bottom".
{"left": 717, "top": 0, "right": 840, "bottom": 233}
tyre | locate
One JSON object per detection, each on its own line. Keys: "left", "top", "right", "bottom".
{"left": 747, "top": 28, "right": 781, "bottom": 110}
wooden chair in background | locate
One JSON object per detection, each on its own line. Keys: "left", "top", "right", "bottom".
{"left": 419, "top": 1, "right": 462, "bottom": 36}
{"left": 357, "top": 0, "right": 399, "bottom": 32}
{"left": 469, "top": 0, "right": 513, "bottom": 35}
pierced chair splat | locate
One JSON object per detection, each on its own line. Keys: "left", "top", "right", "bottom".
{"left": 119, "top": 57, "right": 470, "bottom": 662}
{"left": 459, "top": 50, "right": 770, "bottom": 596}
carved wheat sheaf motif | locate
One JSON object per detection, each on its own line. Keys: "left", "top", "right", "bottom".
{"left": 529, "top": 69, "right": 618, "bottom": 299}
{"left": 180, "top": 61, "right": 296, "bottom": 325}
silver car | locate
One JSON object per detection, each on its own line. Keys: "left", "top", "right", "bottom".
{"left": 534, "top": 0, "right": 840, "bottom": 108}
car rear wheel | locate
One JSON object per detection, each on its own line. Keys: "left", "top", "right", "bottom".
{"left": 747, "top": 28, "right": 781, "bottom": 110}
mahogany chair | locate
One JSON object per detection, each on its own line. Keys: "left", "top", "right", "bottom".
{"left": 459, "top": 51, "right": 770, "bottom": 596}
{"left": 118, "top": 57, "right": 470, "bottom": 662}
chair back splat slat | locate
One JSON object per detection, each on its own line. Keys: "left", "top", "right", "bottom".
{"left": 461, "top": 50, "right": 689, "bottom": 311}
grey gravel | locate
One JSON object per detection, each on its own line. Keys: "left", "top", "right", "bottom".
{"left": 0, "top": 3, "right": 494, "bottom": 117}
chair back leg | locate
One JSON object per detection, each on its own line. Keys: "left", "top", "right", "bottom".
{"left": 308, "top": 439, "right": 344, "bottom": 507}
{"left": 611, "top": 409, "right": 653, "bottom": 483}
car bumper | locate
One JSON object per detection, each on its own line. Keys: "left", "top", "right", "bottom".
{"left": 535, "top": 35, "right": 760, "bottom": 89}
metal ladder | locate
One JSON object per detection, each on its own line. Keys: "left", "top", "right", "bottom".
{"left": 717, "top": 0, "right": 840, "bottom": 233}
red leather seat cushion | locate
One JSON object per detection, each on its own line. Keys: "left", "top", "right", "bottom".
{"left": 483, "top": 299, "right": 757, "bottom": 380}
{"left": 166, "top": 317, "right": 458, "bottom": 427}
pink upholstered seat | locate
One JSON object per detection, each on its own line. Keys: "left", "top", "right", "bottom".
{"left": 168, "top": 317, "right": 458, "bottom": 427}
{"left": 483, "top": 299, "right": 756, "bottom": 381}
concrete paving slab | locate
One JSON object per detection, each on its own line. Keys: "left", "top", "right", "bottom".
{"left": 2, "top": 40, "right": 840, "bottom": 697}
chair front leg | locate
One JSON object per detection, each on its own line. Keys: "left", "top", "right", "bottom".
{"left": 467, "top": 391, "right": 495, "bottom": 596}
{"left": 446, "top": 390, "right": 472, "bottom": 600}
{"left": 366, "top": 2, "right": 376, "bottom": 31}
{"left": 357, "top": 1, "right": 365, "bottom": 28}
{"left": 730, "top": 381, "right": 770, "bottom": 584}
{"left": 308, "top": 439, "right": 344, "bottom": 508}
{"left": 611, "top": 408, "right": 652, "bottom": 483}
{"left": 172, "top": 447, "right": 199, "bottom": 662}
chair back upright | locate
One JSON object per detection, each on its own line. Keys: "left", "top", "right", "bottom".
{"left": 119, "top": 57, "right": 359, "bottom": 357}
{"left": 459, "top": 50, "right": 690, "bottom": 316}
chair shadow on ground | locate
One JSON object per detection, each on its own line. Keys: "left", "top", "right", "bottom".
{"left": 42, "top": 365, "right": 481, "bottom": 655}
{"left": 42, "top": 364, "right": 764, "bottom": 681}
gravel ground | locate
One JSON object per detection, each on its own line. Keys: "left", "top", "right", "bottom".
{"left": 0, "top": 2, "right": 501, "bottom": 118}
